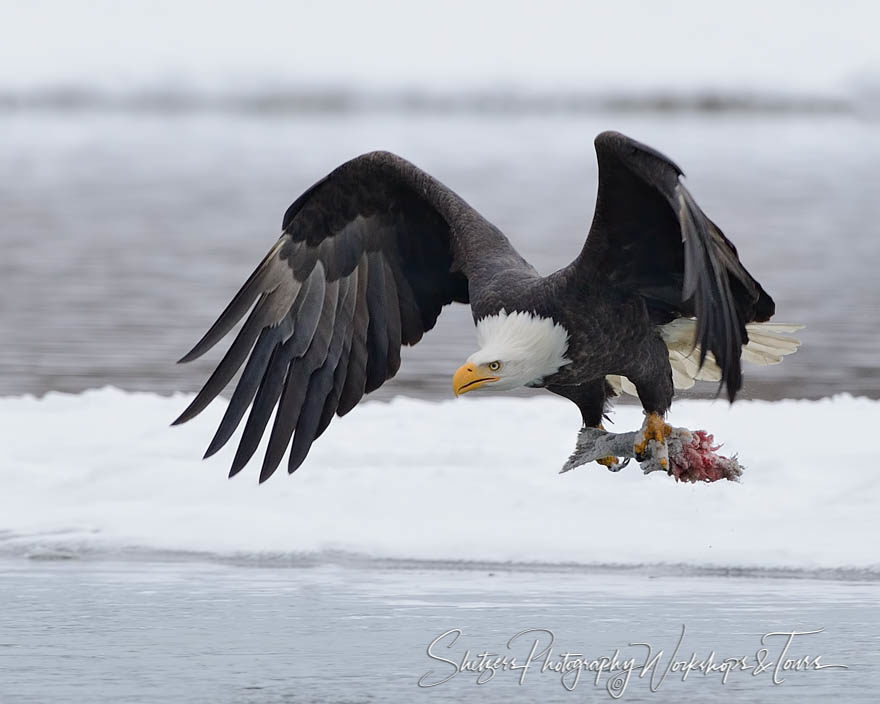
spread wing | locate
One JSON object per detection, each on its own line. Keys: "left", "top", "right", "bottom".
{"left": 573, "top": 131, "right": 775, "bottom": 401}
{"left": 174, "top": 151, "right": 519, "bottom": 481}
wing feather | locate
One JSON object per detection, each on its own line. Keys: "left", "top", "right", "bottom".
{"left": 313, "top": 268, "right": 359, "bottom": 436}
{"left": 229, "top": 342, "right": 291, "bottom": 476}
{"left": 178, "top": 238, "right": 289, "bottom": 363}
{"left": 203, "top": 326, "right": 277, "bottom": 459}
{"left": 382, "top": 257, "right": 402, "bottom": 378}
{"left": 364, "top": 251, "right": 389, "bottom": 395}
{"left": 173, "top": 273, "right": 303, "bottom": 425}
{"left": 287, "top": 276, "right": 357, "bottom": 473}
{"left": 337, "top": 256, "right": 370, "bottom": 416}
{"left": 259, "top": 275, "right": 340, "bottom": 481}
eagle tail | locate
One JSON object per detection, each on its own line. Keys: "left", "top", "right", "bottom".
{"left": 607, "top": 319, "right": 803, "bottom": 396}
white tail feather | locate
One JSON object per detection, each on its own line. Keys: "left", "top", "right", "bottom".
{"left": 607, "top": 318, "right": 803, "bottom": 397}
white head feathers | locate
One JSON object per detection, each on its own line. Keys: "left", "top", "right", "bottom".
{"left": 467, "top": 310, "right": 571, "bottom": 389}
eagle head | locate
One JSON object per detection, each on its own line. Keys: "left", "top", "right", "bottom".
{"left": 453, "top": 310, "right": 571, "bottom": 396}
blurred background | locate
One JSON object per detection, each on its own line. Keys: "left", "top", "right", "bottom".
{"left": 2, "top": 0, "right": 879, "bottom": 401}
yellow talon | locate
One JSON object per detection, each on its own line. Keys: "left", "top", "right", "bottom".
{"left": 634, "top": 412, "right": 671, "bottom": 455}
{"left": 593, "top": 424, "right": 621, "bottom": 469}
{"left": 634, "top": 412, "right": 673, "bottom": 471}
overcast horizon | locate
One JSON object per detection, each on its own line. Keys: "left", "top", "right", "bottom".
{"left": 3, "top": 0, "right": 880, "bottom": 96}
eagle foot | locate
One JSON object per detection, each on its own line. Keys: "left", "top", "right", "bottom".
{"left": 633, "top": 412, "right": 673, "bottom": 470}
{"left": 594, "top": 424, "right": 625, "bottom": 471}
{"left": 597, "top": 456, "right": 631, "bottom": 473}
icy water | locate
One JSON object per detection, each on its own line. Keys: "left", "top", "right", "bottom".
{"left": 0, "top": 558, "right": 876, "bottom": 703}
{"left": 2, "top": 111, "right": 879, "bottom": 401}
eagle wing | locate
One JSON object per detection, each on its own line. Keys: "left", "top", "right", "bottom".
{"left": 573, "top": 131, "right": 775, "bottom": 401}
{"left": 174, "top": 151, "right": 519, "bottom": 481}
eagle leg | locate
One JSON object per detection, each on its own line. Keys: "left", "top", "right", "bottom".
{"left": 633, "top": 412, "right": 673, "bottom": 469}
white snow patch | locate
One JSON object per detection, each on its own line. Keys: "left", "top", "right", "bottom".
{"left": 0, "top": 388, "right": 877, "bottom": 572}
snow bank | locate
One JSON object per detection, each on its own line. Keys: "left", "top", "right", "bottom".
{"left": 1, "top": 388, "right": 877, "bottom": 572}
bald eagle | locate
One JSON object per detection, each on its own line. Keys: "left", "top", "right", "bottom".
{"left": 175, "top": 131, "right": 800, "bottom": 481}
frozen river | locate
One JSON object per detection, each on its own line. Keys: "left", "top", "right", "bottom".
{"left": 0, "top": 558, "right": 876, "bottom": 703}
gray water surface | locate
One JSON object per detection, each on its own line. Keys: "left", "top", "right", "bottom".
{"left": 0, "top": 559, "right": 876, "bottom": 703}
{"left": 2, "top": 111, "right": 879, "bottom": 400}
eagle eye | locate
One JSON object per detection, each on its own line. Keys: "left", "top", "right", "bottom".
{"left": 487, "top": 361, "right": 502, "bottom": 372}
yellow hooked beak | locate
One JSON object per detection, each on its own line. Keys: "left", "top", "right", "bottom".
{"left": 453, "top": 363, "right": 499, "bottom": 396}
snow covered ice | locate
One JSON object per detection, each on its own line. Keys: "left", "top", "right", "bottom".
{"left": 1, "top": 388, "right": 876, "bottom": 573}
